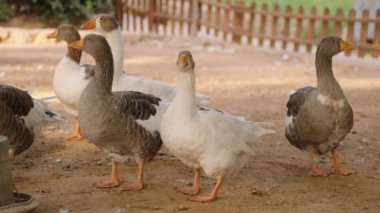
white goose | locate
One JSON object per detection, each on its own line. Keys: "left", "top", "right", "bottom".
{"left": 47, "top": 25, "right": 95, "bottom": 140}
{"left": 80, "top": 14, "right": 209, "bottom": 104}
{"left": 160, "top": 51, "right": 275, "bottom": 202}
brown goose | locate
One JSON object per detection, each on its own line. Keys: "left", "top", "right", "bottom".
{"left": 47, "top": 24, "right": 95, "bottom": 141}
{"left": 69, "top": 34, "right": 164, "bottom": 191}
{"left": 285, "top": 36, "right": 356, "bottom": 177}
{"left": 0, "top": 84, "right": 34, "bottom": 158}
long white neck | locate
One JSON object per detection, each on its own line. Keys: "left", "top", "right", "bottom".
{"left": 170, "top": 69, "right": 196, "bottom": 117}
{"left": 105, "top": 29, "right": 125, "bottom": 78}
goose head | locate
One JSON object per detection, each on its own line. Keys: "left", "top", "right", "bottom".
{"left": 316, "top": 36, "right": 355, "bottom": 57}
{"left": 176, "top": 50, "right": 195, "bottom": 72}
{"left": 47, "top": 24, "right": 80, "bottom": 43}
{"left": 80, "top": 14, "right": 119, "bottom": 33}
{"left": 69, "top": 34, "right": 110, "bottom": 59}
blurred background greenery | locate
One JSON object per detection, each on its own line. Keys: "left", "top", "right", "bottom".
{"left": 0, "top": 0, "right": 114, "bottom": 25}
{"left": 231, "top": 0, "right": 353, "bottom": 15}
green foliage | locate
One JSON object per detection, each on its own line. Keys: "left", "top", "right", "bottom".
{"left": 232, "top": 0, "right": 353, "bottom": 16}
{"left": 0, "top": 0, "right": 11, "bottom": 21}
{"left": 19, "top": 0, "right": 114, "bottom": 24}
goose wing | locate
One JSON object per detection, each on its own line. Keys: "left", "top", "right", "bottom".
{"left": 0, "top": 102, "right": 34, "bottom": 156}
{"left": 286, "top": 86, "right": 315, "bottom": 117}
{"left": 113, "top": 91, "right": 161, "bottom": 120}
{"left": 0, "top": 84, "right": 34, "bottom": 116}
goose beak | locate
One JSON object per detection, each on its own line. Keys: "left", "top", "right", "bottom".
{"left": 80, "top": 18, "right": 96, "bottom": 29}
{"left": 178, "top": 55, "right": 189, "bottom": 67}
{"left": 47, "top": 29, "right": 58, "bottom": 39}
{"left": 340, "top": 40, "right": 355, "bottom": 51}
{"left": 68, "top": 39, "right": 83, "bottom": 50}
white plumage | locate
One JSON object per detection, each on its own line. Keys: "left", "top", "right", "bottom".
{"left": 22, "top": 98, "right": 61, "bottom": 135}
{"left": 53, "top": 56, "right": 90, "bottom": 116}
{"left": 160, "top": 51, "right": 274, "bottom": 202}
{"left": 83, "top": 15, "right": 210, "bottom": 105}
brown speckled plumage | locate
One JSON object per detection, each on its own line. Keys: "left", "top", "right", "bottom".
{"left": 0, "top": 85, "right": 34, "bottom": 156}
{"left": 78, "top": 34, "right": 162, "bottom": 163}
{"left": 285, "top": 36, "right": 353, "bottom": 155}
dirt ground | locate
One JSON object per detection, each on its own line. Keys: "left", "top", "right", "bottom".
{"left": 0, "top": 30, "right": 379, "bottom": 213}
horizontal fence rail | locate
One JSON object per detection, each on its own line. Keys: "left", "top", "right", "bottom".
{"left": 116, "top": 0, "right": 380, "bottom": 58}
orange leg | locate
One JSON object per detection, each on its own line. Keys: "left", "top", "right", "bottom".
{"left": 65, "top": 120, "right": 84, "bottom": 141}
{"left": 176, "top": 168, "right": 201, "bottom": 195}
{"left": 331, "top": 149, "right": 356, "bottom": 176}
{"left": 189, "top": 175, "right": 223, "bottom": 203}
{"left": 119, "top": 161, "right": 144, "bottom": 191}
{"left": 95, "top": 160, "right": 122, "bottom": 188}
{"left": 308, "top": 148, "right": 329, "bottom": 177}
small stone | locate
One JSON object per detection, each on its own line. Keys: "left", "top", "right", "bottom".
{"left": 59, "top": 208, "right": 69, "bottom": 213}
{"left": 177, "top": 206, "right": 189, "bottom": 211}
{"left": 282, "top": 54, "right": 290, "bottom": 61}
{"left": 251, "top": 188, "right": 265, "bottom": 196}
{"left": 359, "top": 138, "right": 370, "bottom": 144}
{"left": 265, "top": 201, "right": 270, "bottom": 205}
{"left": 35, "top": 189, "right": 51, "bottom": 193}
{"left": 55, "top": 158, "right": 62, "bottom": 163}
{"left": 116, "top": 208, "right": 127, "bottom": 213}
{"left": 175, "top": 179, "right": 191, "bottom": 186}
{"left": 50, "top": 172, "right": 61, "bottom": 179}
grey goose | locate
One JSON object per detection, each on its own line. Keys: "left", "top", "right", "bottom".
{"left": 69, "top": 34, "right": 165, "bottom": 191}
{"left": 285, "top": 36, "right": 356, "bottom": 177}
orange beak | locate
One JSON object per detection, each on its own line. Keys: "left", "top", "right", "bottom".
{"left": 179, "top": 55, "right": 189, "bottom": 65}
{"left": 340, "top": 40, "right": 355, "bottom": 51}
{"left": 68, "top": 39, "right": 83, "bottom": 50}
{"left": 80, "top": 18, "right": 96, "bottom": 29}
{"left": 47, "top": 29, "right": 58, "bottom": 39}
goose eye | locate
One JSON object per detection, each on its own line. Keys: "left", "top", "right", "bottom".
{"left": 99, "top": 17, "right": 103, "bottom": 21}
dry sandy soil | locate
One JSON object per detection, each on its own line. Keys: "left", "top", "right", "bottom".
{"left": 0, "top": 30, "right": 379, "bottom": 212}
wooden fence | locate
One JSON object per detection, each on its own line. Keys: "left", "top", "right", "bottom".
{"left": 116, "top": 0, "right": 380, "bottom": 58}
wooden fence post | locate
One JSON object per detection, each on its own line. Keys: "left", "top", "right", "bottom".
{"left": 115, "top": 0, "right": 124, "bottom": 29}
{"left": 132, "top": 0, "right": 137, "bottom": 32}
{"left": 214, "top": 0, "right": 222, "bottom": 37}
{"left": 334, "top": 8, "right": 343, "bottom": 36}
{"left": 191, "top": 0, "right": 200, "bottom": 37}
{"left": 258, "top": 3, "right": 268, "bottom": 46}
{"left": 0, "top": 136, "right": 14, "bottom": 206}
{"left": 294, "top": 6, "right": 304, "bottom": 52}
{"left": 282, "top": 5, "right": 292, "bottom": 50}
{"left": 232, "top": 0, "right": 245, "bottom": 43}
{"left": 372, "top": 10, "right": 380, "bottom": 58}
{"left": 164, "top": 0, "right": 169, "bottom": 35}
{"left": 171, "top": 0, "right": 177, "bottom": 35}
{"left": 359, "top": 9, "right": 369, "bottom": 57}
{"left": 270, "top": 4, "right": 280, "bottom": 48}
{"left": 148, "top": 0, "right": 156, "bottom": 33}
{"left": 125, "top": 0, "right": 130, "bottom": 31}
{"left": 179, "top": 0, "right": 185, "bottom": 36}
{"left": 320, "top": 8, "right": 330, "bottom": 38}
{"left": 206, "top": 2, "right": 212, "bottom": 34}
{"left": 247, "top": 2, "right": 256, "bottom": 45}
{"left": 187, "top": 0, "right": 192, "bottom": 35}
{"left": 345, "top": 9, "right": 355, "bottom": 56}
{"left": 223, "top": 0, "right": 231, "bottom": 41}
{"left": 306, "top": 6, "right": 317, "bottom": 53}
{"left": 142, "top": 0, "right": 148, "bottom": 33}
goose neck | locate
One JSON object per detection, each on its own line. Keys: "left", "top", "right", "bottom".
{"left": 105, "top": 29, "right": 124, "bottom": 77}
